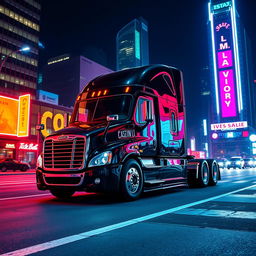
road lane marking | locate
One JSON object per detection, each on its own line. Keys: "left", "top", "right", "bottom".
{"left": 174, "top": 208, "right": 256, "bottom": 219}
{"left": 0, "top": 194, "right": 50, "bottom": 201}
{"left": 232, "top": 180, "right": 248, "bottom": 184}
{"left": 0, "top": 182, "right": 35, "bottom": 186}
{"left": 1, "top": 184, "right": 256, "bottom": 256}
{"left": 213, "top": 194, "right": 256, "bottom": 203}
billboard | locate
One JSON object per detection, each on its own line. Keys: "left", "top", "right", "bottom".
{"left": 37, "top": 90, "right": 59, "bottom": 105}
{"left": 209, "top": 0, "right": 242, "bottom": 119}
{"left": 0, "top": 94, "right": 30, "bottom": 137}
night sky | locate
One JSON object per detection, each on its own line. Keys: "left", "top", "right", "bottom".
{"left": 39, "top": 0, "right": 256, "bottom": 138}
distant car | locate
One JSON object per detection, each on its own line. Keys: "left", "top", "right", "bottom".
{"left": 0, "top": 158, "right": 30, "bottom": 172}
{"left": 243, "top": 158, "right": 255, "bottom": 168}
{"left": 217, "top": 158, "right": 228, "bottom": 169}
{"left": 226, "top": 156, "right": 245, "bottom": 169}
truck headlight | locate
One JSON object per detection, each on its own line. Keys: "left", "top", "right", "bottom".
{"left": 37, "top": 154, "right": 43, "bottom": 168}
{"left": 88, "top": 151, "right": 112, "bottom": 167}
{"left": 236, "top": 161, "right": 241, "bottom": 165}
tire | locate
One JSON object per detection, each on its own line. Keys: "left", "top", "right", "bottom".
{"left": 50, "top": 189, "right": 75, "bottom": 199}
{"left": 196, "top": 160, "right": 210, "bottom": 187}
{"left": 120, "top": 159, "right": 143, "bottom": 201}
{"left": 207, "top": 159, "right": 219, "bottom": 186}
{"left": 1, "top": 166, "right": 7, "bottom": 172}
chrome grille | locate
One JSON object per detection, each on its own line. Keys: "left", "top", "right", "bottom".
{"left": 43, "top": 135, "right": 86, "bottom": 170}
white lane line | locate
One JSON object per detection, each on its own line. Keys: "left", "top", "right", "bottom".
{"left": 175, "top": 208, "right": 256, "bottom": 219}
{"left": 1, "top": 184, "right": 256, "bottom": 256}
{"left": 232, "top": 180, "right": 249, "bottom": 184}
{"left": 0, "top": 194, "right": 50, "bottom": 201}
{"left": 213, "top": 194, "right": 256, "bottom": 203}
{"left": 0, "top": 182, "right": 34, "bottom": 186}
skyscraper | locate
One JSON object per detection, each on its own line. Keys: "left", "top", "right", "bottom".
{"left": 116, "top": 17, "right": 149, "bottom": 70}
{"left": 42, "top": 55, "right": 113, "bottom": 107}
{"left": 208, "top": 0, "right": 255, "bottom": 157}
{"left": 0, "top": 0, "right": 40, "bottom": 98}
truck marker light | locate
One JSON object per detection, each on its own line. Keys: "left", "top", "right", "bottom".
{"left": 103, "top": 90, "right": 108, "bottom": 95}
{"left": 125, "top": 86, "right": 130, "bottom": 93}
{"left": 97, "top": 91, "right": 102, "bottom": 96}
{"left": 91, "top": 92, "right": 96, "bottom": 97}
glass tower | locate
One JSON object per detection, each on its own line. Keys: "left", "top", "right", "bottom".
{"left": 116, "top": 17, "right": 149, "bottom": 70}
{"left": 0, "top": 0, "right": 41, "bottom": 97}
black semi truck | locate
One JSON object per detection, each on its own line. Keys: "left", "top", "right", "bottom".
{"left": 36, "top": 65, "right": 220, "bottom": 200}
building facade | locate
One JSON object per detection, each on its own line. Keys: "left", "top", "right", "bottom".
{"left": 42, "top": 55, "right": 113, "bottom": 107}
{"left": 116, "top": 17, "right": 149, "bottom": 70}
{"left": 0, "top": 93, "right": 72, "bottom": 167}
{"left": 208, "top": 0, "right": 255, "bottom": 158}
{"left": 0, "top": 0, "right": 40, "bottom": 98}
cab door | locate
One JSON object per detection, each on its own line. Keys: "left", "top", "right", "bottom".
{"left": 134, "top": 96, "right": 157, "bottom": 157}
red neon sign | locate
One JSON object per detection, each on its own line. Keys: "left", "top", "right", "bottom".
{"left": 19, "top": 143, "right": 38, "bottom": 151}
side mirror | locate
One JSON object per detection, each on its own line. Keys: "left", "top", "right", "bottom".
{"left": 107, "top": 115, "right": 119, "bottom": 121}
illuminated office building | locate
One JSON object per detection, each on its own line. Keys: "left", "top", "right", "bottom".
{"left": 0, "top": 0, "right": 41, "bottom": 98}
{"left": 116, "top": 17, "right": 149, "bottom": 70}
{"left": 208, "top": 0, "right": 255, "bottom": 157}
{"left": 42, "top": 55, "right": 113, "bottom": 107}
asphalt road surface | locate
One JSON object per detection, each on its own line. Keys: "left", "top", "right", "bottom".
{"left": 0, "top": 168, "right": 256, "bottom": 256}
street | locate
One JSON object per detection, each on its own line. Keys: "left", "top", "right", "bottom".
{"left": 0, "top": 168, "right": 256, "bottom": 256}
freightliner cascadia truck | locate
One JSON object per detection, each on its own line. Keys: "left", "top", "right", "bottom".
{"left": 36, "top": 65, "right": 220, "bottom": 200}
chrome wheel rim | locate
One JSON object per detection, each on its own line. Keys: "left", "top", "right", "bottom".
{"left": 212, "top": 163, "right": 218, "bottom": 182}
{"left": 202, "top": 164, "right": 209, "bottom": 185}
{"left": 126, "top": 167, "right": 140, "bottom": 194}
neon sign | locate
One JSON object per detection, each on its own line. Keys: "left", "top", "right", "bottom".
{"left": 5, "top": 143, "right": 15, "bottom": 149}
{"left": 40, "top": 111, "right": 68, "bottom": 137}
{"left": 19, "top": 143, "right": 38, "bottom": 151}
{"left": 211, "top": 121, "right": 248, "bottom": 131}
{"left": 213, "top": 1, "right": 232, "bottom": 11}
{"left": 209, "top": 0, "right": 242, "bottom": 119}
{"left": 0, "top": 94, "right": 30, "bottom": 137}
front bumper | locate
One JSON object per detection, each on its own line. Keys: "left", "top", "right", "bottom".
{"left": 36, "top": 164, "right": 122, "bottom": 193}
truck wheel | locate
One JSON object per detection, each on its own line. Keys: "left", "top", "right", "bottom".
{"left": 1, "top": 166, "right": 7, "bottom": 172}
{"left": 197, "top": 160, "right": 209, "bottom": 187}
{"left": 207, "top": 159, "right": 218, "bottom": 186}
{"left": 50, "top": 189, "right": 75, "bottom": 199}
{"left": 120, "top": 159, "right": 143, "bottom": 201}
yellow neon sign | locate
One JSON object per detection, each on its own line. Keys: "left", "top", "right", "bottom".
{"left": 41, "top": 111, "right": 70, "bottom": 137}
{"left": 17, "top": 94, "right": 30, "bottom": 137}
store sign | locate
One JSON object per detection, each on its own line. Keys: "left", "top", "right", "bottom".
{"left": 213, "top": 1, "right": 232, "bottom": 11}
{"left": 0, "top": 94, "right": 30, "bottom": 137}
{"left": 19, "top": 143, "right": 38, "bottom": 151}
{"left": 37, "top": 90, "right": 59, "bottom": 105}
{"left": 5, "top": 143, "right": 15, "bottom": 149}
{"left": 17, "top": 94, "right": 30, "bottom": 137}
{"left": 41, "top": 111, "right": 68, "bottom": 137}
{"left": 211, "top": 121, "right": 248, "bottom": 131}
{"left": 214, "top": 12, "right": 238, "bottom": 118}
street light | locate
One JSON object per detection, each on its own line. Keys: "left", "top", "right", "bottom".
{"left": 0, "top": 46, "right": 31, "bottom": 73}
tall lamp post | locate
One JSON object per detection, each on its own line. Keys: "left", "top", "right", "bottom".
{"left": 0, "top": 46, "right": 30, "bottom": 73}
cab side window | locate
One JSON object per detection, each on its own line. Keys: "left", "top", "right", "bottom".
{"left": 135, "top": 98, "right": 152, "bottom": 124}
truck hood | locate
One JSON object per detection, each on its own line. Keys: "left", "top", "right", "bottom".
{"left": 48, "top": 122, "right": 107, "bottom": 137}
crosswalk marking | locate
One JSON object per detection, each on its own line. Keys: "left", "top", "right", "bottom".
{"left": 175, "top": 208, "right": 256, "bottom": 219}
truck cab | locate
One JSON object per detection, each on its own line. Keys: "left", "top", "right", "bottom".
{"left": 36, "top": 65, "right": 220, "bottom": 200}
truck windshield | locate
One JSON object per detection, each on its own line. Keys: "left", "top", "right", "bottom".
{"left": 73, "top": 95, "right": 132, "bottom": 123}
